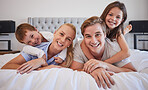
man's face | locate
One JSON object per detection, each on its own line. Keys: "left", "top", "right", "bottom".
{"left": 83, "top": 23, "right": 106, "bottom": 54}
{"left": 23, "top": 30, "right": 42, "bottom": 46}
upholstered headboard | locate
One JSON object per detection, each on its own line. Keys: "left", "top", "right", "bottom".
{"left": 28, "top": 17, "right": 87, "bottom": 40}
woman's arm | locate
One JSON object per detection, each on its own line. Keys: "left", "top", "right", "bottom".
{"left": 104, "top": 34, "right": 130, "bottom": 64}
{"left": 1, "top": 54, "right": 26, "bottom": 69}
{"left": 70, "top": 61, "right": 84, "bottom": 71}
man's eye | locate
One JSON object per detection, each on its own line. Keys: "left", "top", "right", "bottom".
{"left": 86, "top": 35, "right": 91, "bottom": 38}
{"left": 96, "top": 34, "right": 100, "bottom": 37}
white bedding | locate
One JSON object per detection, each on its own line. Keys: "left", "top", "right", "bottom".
{"left": 0, "top": 49, "right": 148, "bottom": 90}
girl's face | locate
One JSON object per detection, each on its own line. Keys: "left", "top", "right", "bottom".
{"left": 83, "top": 23, "right": 106, "bottom": 54}
{"left": 52, "top": 25, "right": 75, "bottom": 51}
{"left": 23, "top": 30, "right": 42, "bottom": 46}
{"left": 105, "top": 7, "right": 123, "bottom": 30}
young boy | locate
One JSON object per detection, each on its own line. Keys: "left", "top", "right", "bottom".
{"left": 15, "top": 23, "right": 67, "bottom": 66}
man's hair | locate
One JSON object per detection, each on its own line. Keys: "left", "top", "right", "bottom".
{"left": 81, "top": 16, "right": 106, "bottom": 36}
{"left": 15, "top": 23, "right": 36, "bottom": 43}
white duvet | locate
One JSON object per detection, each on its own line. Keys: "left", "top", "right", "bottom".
{"left": 0, "top": 49, "right": 148, "bottom": 90}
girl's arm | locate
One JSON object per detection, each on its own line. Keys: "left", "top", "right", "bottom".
{"left": 104, "top": 34, "right": 130, "bottom": 64}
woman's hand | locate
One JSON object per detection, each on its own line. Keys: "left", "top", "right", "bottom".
{"left": 90, "top": 68, "right": 115, "bottom": 89}
{"left": 17, "top": 58, "right": 46, "bottom": 74}
{"left": 83, "top": 59, "right": 108, "bottom": 73}
{"left": 37, "top": 65, "right": 62, "bottom": 70}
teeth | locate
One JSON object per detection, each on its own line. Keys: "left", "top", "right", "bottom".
{"left": 90, "top": 42, "right": 100, "bottom": 47}
{"left": 57, "top": 41, "right": 63, "bottom": 47}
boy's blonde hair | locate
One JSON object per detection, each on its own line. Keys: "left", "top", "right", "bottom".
{"left": 15, "top": 23, "right": 36, "bottom": 43}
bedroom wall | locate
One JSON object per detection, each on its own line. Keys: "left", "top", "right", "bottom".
{"left": 0, "top": 0, "right": 148, "bottom": 51}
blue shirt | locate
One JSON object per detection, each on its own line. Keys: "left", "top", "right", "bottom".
{"left": 21, "top": 42, "right": 59, "bottom": 65}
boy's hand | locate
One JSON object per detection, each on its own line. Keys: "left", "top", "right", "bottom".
{"left": 54, "top": 57, "right": 64, "bottom": 64}
{"left": 17, "top": 58, "right": 46, "bottom": 74}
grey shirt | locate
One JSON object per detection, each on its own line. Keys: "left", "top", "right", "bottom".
{"left": 73, "top": 38, "right": 130, "bottom": 67}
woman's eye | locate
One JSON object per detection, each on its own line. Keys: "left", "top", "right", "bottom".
{"left": 67, "top": 38, "right": 71, "bottom": 41}
{"left": 60, "top": 33, "right": 64, "bottom": 36}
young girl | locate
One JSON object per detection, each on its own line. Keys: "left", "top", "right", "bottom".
{"left": 82, "top": 1, "right": 136, "bottom": 72}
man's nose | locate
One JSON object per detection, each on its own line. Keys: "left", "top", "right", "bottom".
{"left": 91, "top": 36, "right": 97, "bottom": 44}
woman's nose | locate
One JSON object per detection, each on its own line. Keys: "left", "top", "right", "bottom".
{"left": 61, "top": 36, "right": 66, "bottom": 42}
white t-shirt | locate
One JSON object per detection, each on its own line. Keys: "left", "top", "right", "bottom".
{"left": 73, "top": 38, "right": 130, "bottom": 67}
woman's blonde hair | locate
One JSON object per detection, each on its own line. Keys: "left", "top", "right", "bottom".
{"left": 58, "top": 23, "right": 76, "bottom": 68}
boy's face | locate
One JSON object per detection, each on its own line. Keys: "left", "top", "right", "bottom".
{"left": 23, "top": 30, "right": 42, "bottom": 46}
{"left": 83, "top": 23, "right": 106, "bottom": 54}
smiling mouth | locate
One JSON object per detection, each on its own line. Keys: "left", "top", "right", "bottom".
{"left": 57, "top": 41, "right": 63, "bottom": 47}
{"left": 90, "top": 42, "right": 100, "bottom": 47}
{"left": 108, "top": 20, "right": 116, "bottom": 25}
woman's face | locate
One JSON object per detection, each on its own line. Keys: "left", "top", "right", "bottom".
{"left": 105, "top": 7, "right": 123, "bottom": 30}
{"left": 83, "top": 23, "right": 106, "bottom": 54}
{"left": 52, "top": 24, "right": 75, "bottom": 51}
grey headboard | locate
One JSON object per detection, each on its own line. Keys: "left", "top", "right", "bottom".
{"left": 28, "top": 17, "right": 87, "bottom": 40}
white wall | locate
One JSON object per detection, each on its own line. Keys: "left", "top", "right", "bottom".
{"left": 0, "top": 0, "right": 148, "bottom": 50}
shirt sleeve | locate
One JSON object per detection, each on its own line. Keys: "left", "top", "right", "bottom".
{"left": 58, "top": 48, "right": 67, "bottom": 60}
{"left": 22, "top": 45, "right": 45, "bottom": 58}
{"left": 73, "top": 42, "right": 85, "bottom": 63}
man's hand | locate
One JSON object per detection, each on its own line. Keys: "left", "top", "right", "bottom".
{"left": 90, "top": 68, "right": 115, "bottom": 89}
{"left": 83, "top": 59, "right": 108, "bottom": 73}
{"left": 17, "top": 58, "right": 46, "bottom": 74}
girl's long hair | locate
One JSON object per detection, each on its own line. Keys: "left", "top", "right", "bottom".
{"left": 100, "top": 1, "right": 127, "bottom": 41}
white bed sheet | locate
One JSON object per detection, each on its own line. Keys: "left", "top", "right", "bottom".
{"left": 0, "top": 49, "right": 148, "bottom": 90}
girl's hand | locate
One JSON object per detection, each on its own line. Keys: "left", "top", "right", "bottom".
{"left": 17, "top": 58, "right": 46, "bottom": 74}
{"left": 83, "top": 59, "right": 108, "bottom": 73}
{"left": 123, "top": 24, "right": 132, "bottom": 35}
{"left": 37, "top": 65, "right": 62, "bottom": 70}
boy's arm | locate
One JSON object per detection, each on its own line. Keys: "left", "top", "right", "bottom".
{"left": 23, "top": 45, "right": 45, "bottom": 59}
{"left": 104, "top": 34, "right": 130, "bottom": 64}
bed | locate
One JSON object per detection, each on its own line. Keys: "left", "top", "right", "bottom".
{"left": 0, "top": 17, "right": 148, "bottom": 90}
